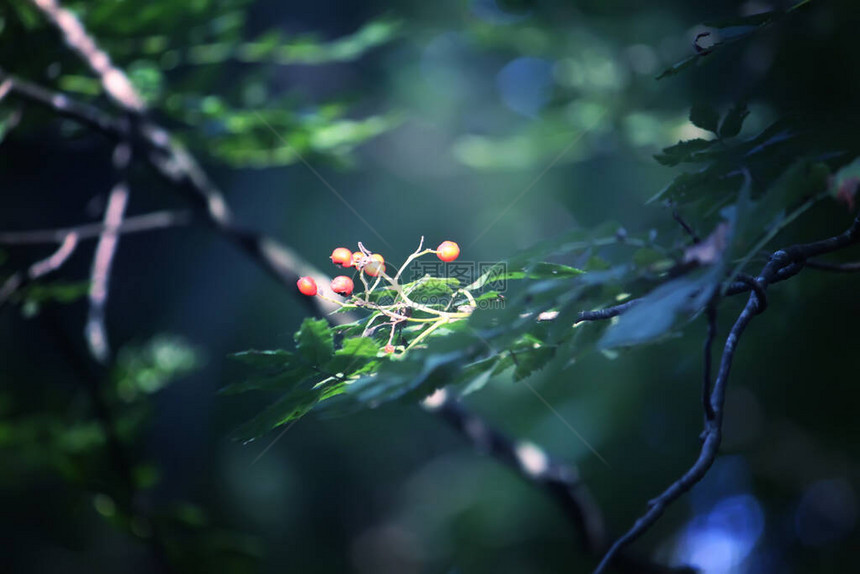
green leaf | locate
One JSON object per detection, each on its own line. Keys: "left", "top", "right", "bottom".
{"left": 467, "top": 262, "right": 582, "bottom": 290}
{"left": 656, "top": 54, "right": 699, "bottom": 80}
{"left": 719, "top": 102, "right": 750, "bottom": 138}
{"left": 218, "top": 368, "right": 314, "bottom": 395}
{"left": 23, "top": 281, "right": 90, "bottom": 304}
{"left": 654, "top": 139, "right": 715, "bottom": 167}
{"left": 294, "top": 318, "right": 334, "bottom": 366}
{"left": 114, "top": 336, "right": 201, "bottom": 401}
{"left": 405, "top": 276, "right": 459, "bottom": 305}
{"left": 326, "top": 337, "right": 380, "bottom": 375}
{"left": 233, "top": 387, "right": 321, "bottom": 441}
{"left": 598, "top": 276, "right": 703, "bottom": 349}
{"left": 690, "top": 104, "right": 720, "bottom": 134}
{"left": 455, "top": 356, "right": 500, "bottom": 395}
{"left": 229, "top": 349, "right": 293, "bottom": 369}
{"left": 704, "top": 12, "right": 777, "bottom": 29}
{"left": 511, "top": 344, "right": 556, "bottom": 380}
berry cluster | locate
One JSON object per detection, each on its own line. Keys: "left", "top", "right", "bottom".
{"left": 295, "top": 239, "right": 468, "bottom": 355}
{"left": 296, "top": 240, "right": 460, "bottom": 301}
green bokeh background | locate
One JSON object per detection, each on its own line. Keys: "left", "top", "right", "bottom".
{"left": 1, "top": 0, "right": 859, "bottom": 572}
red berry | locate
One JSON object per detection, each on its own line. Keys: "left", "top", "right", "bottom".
{"left": 383, "top": 344, "right": 395, "bottom": 354}
{"left": 330, "top": 247, "right": 353, "bottom": 267}
{"left": 297, "top": 276, "right": 317, "bottom": 296}
{"left": 363, "top": 253, "right": 386, "bottom": 277}
{"left": 436, "top": 241, "right": 460, "bottom": 262}
{"left": 330, "top": 275, "right": 354, "bottom": 296}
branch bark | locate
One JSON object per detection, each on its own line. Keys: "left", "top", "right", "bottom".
{"left": 0, "top": 233, "right": 79, "bottom": 310}
{"left": 593, "top": 215, "right": 860, "bottom": 574}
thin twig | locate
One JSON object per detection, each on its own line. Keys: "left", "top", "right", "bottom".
{"left": 85, "top": 142, "right": 131, "bottom": 363}
{"left": 575, "top": 299, "right": 640, "bottom": 324}
{"left": 594, "top": 215, "right": 860, "bottom": 574}
{"left": 30, "top": 0, "right": 146, "bottom": 113}
{"left": 0, "top": 70, "right": 124, "bottom": 138}
{"left": 0, "top": 233, "right": 79, "bottom": 310}
{"left": 671, "top": 206, "right": 700, "bottom": 244}
{"left": 0, "top": 210, "right": 191, "bottom": 245}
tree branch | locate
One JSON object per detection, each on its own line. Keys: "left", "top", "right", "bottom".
{"left": 29, "top": 0, "right": 146, "bottom": 113}
{"left": 85, "top": 141, "right": 131, "bottom": 363}
{"left": 594, "top": 215, "right": 860, "bottom": 574}
{"left": 0, "top": 233, "right": 79, "bottom": 311}
{"left": 0, "top": 210, "right": 191, "bottom": 245}
{"left": 0, "top": 70, "right": 125, "bottom": 138}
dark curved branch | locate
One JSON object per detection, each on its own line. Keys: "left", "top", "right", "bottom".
{"left": 576, "top": 299, "right": 640, "bottom": 324}
{"left": 3, "top": 7, "right": 625, "bottom": 570}
{"left": 671, "top": 206, "right": 700, "bottom": 244}
{"left": 594, "top": 215, "right": 860, "bottom": 573}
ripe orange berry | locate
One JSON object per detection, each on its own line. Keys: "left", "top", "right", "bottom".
{"left": 330, "top": 247, "right": 353, "bottom": 267}
{"left": 363, "top": 253, "right": 386, "bottom": 277}
{"left": 330, "top": 275, "right": 354, "bottom": 296}
{"left": 297, "top": 276, "right": 317, "bottom": 296}
{"left": 436, "top": 241, "right": 460, "bottom": 262}
{"left": 383, "top": 344, "right": 395, "bottom": 354}
{"left": 351, "top": 251, "right": 364, "bottom": 267}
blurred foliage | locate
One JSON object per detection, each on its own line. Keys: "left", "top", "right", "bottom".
{"left": 3, "top": 0, "right": 860, "bottom": 573}
{"left": 0, "top": 0, "right": 401, "bottom": 167}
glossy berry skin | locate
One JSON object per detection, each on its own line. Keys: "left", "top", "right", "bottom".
{"left": 297, "top": 276, "right": 318, "bottom": 296}
{"left": 330, "top": 275, "right": 354, "bottom": 296}
{"left": 436, "top": 241, "right": 460, "bottom": 262}
{"left": 351, "top": 251, "right": 364, "bottom": 267}
{"left": 330, "top": 247, "right": 354, "bottom": 267}
{"left": 383, "top": 344, "right": 395, "bottom": 354}
{"left": 363, "top": 253, "right": 386, "bottom": 277}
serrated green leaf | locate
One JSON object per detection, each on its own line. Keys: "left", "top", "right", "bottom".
{"left": 469, "top": 262, "right": 583, "bottom": 290}
{"left": 511, "top": 345, "right": 556, "bottom": 380}
{"left": 598, "top": 276, "right": 703, "bottom": 349}
{"left": 656, "top": 54, "right": 699, "bottom": 80}
{"left": 703, "top": 12, "right": 777, "bottom": 29}
{"left": 228, "top": 349, "right": 293, "bottom": 369}
{"left": 294, "top": 318, "right": 334, "bottom": 366}
{"left": 455, "top": 356, "right": 500, "bottom": 395}
{"left": 405, "top": 276, "right": 458, "bottom": 305}
{"left": 690, "top": 104, "right": 720, "bottom": 134}
{"left": 654, "top": 139, "right": 715, "bottom": 167}
{"left": 326, "top": 337, "right": 381, "bottom": 375}
{"left": 233, "top": 387, "right": 321, "bottom": 441}
{"left": 719, "top": 102, "right": 750, "bottom": 138}
{"left": 218, "top": 368, "right": 315, "bottom": 395}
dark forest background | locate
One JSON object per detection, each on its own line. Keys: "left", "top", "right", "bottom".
{"left": 1, "top": 1, "right": 859, "bottom": 572}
